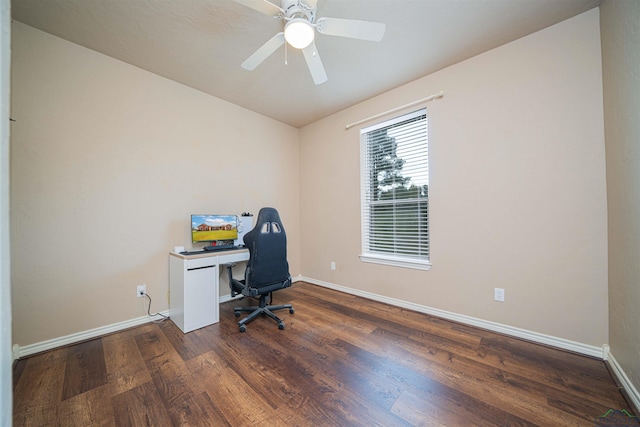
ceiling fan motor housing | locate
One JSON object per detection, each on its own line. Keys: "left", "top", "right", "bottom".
{"left": 281, "top": 0, "right": 315, "bottom": 23}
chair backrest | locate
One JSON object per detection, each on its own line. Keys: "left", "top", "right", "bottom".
{"left": 243, "top": 207, "right": 290, "bottom": 289}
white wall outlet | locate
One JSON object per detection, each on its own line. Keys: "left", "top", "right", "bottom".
{"left": 330, "top": 261, "right": 336, "bottom": 271}
{"left": 137, "top": 284, "right": 146, "bottom": 298}
{"left": 494, "top": 288, "right": 505, "bottom": 302}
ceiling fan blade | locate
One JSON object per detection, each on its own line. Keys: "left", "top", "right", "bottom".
{"left": 241, "top": 32, "right": 285, "bottom": 70}
{"left": 232, "top": 0, "right": 283, "bottom": 16}
{"left": 302, "top": 42, "right": 328, "bottom": 85}
{"left": 316, "top": 17, "right": 386, "bottom": 42}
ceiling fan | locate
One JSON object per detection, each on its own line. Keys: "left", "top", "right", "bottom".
{"left": 232, "top": 0, "right": 386, "bottom": 85}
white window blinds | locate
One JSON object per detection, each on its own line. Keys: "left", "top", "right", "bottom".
{"left": 360, "top": 109, "right": 430, "bottom": 270}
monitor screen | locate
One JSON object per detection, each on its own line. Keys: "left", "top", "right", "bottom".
{"left": 191, "top": 214, "right": 238, "bottom": 244}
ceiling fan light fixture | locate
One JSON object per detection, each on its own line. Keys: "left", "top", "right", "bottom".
{"left": 284, "top": 18, "right": 315, "bottom": 49}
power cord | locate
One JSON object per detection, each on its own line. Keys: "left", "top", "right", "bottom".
{"left": 144, "top": 292, "right": 169, "bottom": 322}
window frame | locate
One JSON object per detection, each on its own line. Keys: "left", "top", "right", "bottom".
{"left": 359, "top": 108, "right": 431, "bottom": 271}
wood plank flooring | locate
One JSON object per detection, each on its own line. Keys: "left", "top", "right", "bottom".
{"left": 13, "top": 282, "right": 636, "bottom": 426}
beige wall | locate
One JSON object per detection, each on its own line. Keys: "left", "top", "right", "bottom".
{"left": 11, "top": 8, "right": 614, "bottom": 353}
{"left": 10, "top": 22, "right": 300, "bottom": 347}
{"left": 300, "top": 9, "right": 608, "bottom": 346}
{"left": 601, "top": 0, "right": 640, "bottom": 397}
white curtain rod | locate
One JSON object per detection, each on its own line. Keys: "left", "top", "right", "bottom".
{"left": 345, "top": 90, "right": 444, "bottom": 130}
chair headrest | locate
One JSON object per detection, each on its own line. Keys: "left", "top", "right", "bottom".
{"left": 254, "top": 207, "right": 283, "bottom": 228}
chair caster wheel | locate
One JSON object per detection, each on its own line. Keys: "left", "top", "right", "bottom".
{"left": 278, "top": 323, "right": 285, "bottom": 330}
{"left": 234, "top": 312, "right": 241, "bottom": 318}
{"left": 239, "top": 325, "right": 246, "bottom": 332}
{"left": 289, "top": 308, "right": 295, "bottom": 314}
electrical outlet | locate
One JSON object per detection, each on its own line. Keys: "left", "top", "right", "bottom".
{"left": 494, "top": 288, "right": 505, "bottom": 302}
{"left": 137, "top": 284, "right": 146, "bottom": 298}
{"left": 330, "top": 261, "right": 336, "bottom": 271}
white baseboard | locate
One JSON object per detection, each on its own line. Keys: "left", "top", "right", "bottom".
{"left": 14, "top": 310, "right": 169, "bottom": 360}
{"left": 300, "top": 276, "right": 605, "bottom": 359}
{"left": 13, "top": 274, "right": 607, "bottom": 362}
{"left": 605, "top": 347, "right": 640, "bottom": 414}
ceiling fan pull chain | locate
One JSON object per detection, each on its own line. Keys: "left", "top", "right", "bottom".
{"left": 285, "top": 42, "right": 288, "bottom": 65}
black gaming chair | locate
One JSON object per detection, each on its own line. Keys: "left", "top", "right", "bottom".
{"left": 226, "top": 207, "right": 294, "bottom": 332}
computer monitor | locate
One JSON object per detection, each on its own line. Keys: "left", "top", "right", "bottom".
{"left": 191, "top": 214, "right": 238, "bottom": 250}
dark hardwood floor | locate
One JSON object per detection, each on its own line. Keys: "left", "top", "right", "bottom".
{"left": 13, "top": 282, "right": 635, "bottom": 426}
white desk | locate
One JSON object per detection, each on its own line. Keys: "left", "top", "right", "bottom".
{"left": 169, "top": 249, "right": 249, "bottom": 333}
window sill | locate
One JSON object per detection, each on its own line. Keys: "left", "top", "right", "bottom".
{"left": 359, "top": 253, "right": 431, "bottom": 271}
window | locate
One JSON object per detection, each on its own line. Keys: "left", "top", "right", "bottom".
{"left": 360, "top": 109, "right": 430, "bottom": 270}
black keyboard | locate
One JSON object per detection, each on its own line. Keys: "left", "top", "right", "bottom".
{"left": 180, "top": 246, "right": 242, "bottom": 255}
{"left": 205, "top": 245, "right": 240, "bottom": 252}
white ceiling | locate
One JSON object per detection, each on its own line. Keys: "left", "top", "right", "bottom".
{"left": 11, "top": 0, "right": 600, "bottom": 128}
